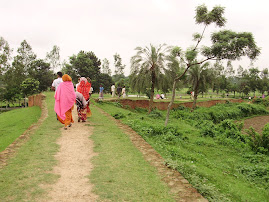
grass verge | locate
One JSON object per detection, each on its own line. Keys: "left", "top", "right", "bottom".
{"left": 89, "top": 105, "right": 175, "bottom": 201}
{"left": 0, "top": 107, "right": 41, "bottom": 152}
{"left": 0, "top": 92, "right": 62, "bottom": 201}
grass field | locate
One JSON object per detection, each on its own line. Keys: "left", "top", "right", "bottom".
{"left": 93, "top": 100, "right": 269, "bottom": 201}
{"left": 0, "top": 106, "right": 41, "bottom": 152}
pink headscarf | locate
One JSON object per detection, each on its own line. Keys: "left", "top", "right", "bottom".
{"left": 54, "top": 75, "right": 76, "bottom": 120}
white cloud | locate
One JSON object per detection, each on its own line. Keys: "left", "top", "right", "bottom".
{"left": 1, "top": 0, "right": 268, "bottom": 76}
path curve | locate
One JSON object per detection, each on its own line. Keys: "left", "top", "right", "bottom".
{"left": 41, "top": 107, "right": 98, "bottom": 202}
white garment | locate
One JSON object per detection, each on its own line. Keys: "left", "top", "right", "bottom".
{"left": 52, "top": 78, "right": 63, "bottom": 91}
{"left": 111, "top": 85, "right": 115, "bottom": 92}
{"left": 90, "top": 87, "right": 93, "bottom": 93}
{"left": 111, "top": 85, "right": 115, "bottom": 97}
{"left": 122, "top": 87, "right": 126, "bottom": 98}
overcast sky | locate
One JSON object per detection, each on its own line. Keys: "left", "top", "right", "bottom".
{"left": 1, "top": 0, "right": 268, "bottom": 75}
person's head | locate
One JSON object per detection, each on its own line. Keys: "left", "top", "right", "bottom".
{"left": 57, "top": 72, "right": 63, "bottom": 78}
{"left": 62, "top": 74, "right": 72, "bottom": 82}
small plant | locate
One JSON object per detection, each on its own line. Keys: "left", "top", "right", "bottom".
{"left": 148, "top": 109, "right": 163, "bottom": 119}
{"left": 112, "top": 112, "right": 126, "bottom": 119}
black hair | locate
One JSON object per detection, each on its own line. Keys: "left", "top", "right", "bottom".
{"left": 57, "top": 72, "right": 63, "bottom": 77}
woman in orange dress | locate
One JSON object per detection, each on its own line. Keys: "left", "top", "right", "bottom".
{"left": 77, "top": 77, "right": 92, "bottom": 122}
{"left": 54, "top": 74, "right": 76, "bottom": 130}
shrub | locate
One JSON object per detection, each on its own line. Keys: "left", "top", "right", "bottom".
{"left": 247, "top": 125, "right": 269, "bottom": 154}
{"left": 148, "top": 109, "right": 163, "bottom": 119}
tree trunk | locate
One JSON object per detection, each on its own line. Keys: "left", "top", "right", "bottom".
{"left": 191, "top": 82, "right": 199, "bottom": 112}
{"left": 148, "top": 73, "right": 155, "bottom": 113}
{"left": 165, "top": 79, "right": 177, "bottom": 126}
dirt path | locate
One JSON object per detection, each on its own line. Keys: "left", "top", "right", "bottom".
{"left": 242, "top": 115, "right": 269, "bottom": 134}
{"left": 43, "top": 108, "right": 98, "bottom": 202}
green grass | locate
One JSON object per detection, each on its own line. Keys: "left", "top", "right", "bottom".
{"left": 93, "top": 101, "right": 269, "bottom": 202}
{"left": 0, "top": 92, "right": 62, "bottom": 201}
{"left": 89, "top": 106, "right": 175, "bottom": 201}
{"left": 0, "top": 106, "right": 41, "bottom": 152}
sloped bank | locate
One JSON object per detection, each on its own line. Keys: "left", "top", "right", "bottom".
{"left": 105, "top": 99, "right": 244, "bottom": 110}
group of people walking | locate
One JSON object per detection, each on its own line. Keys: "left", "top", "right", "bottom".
{"left": 111, "top": 84, "right": 126, "bottom": 98}
{"left": 52, "top": 72, "right": 92, "bottom": 130}
{"left": 52, "top": 72, "right": 127, "bottom": 130}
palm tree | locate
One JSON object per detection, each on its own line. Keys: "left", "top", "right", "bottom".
{"left": 187, "top": 62, "right": 212, "bottom": 111}
{"left": 130, "top": 44, "right": 170, "bottom": 113}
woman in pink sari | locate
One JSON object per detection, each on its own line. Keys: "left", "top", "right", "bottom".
{"left": 77, "top": 77, "right": 92, "bottom": 122}
{"left": 54, "top": 74, "right": 76, "bottom": 130}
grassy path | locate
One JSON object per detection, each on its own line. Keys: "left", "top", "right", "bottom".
{"left": 0, "top": 92, "right": 178, "bottom": 201}
{"left": 89, "top": 105, "right": 175, "bottom": 201}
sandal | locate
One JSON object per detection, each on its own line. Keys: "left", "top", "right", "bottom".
{"left": 68, "top": 123, "right": 72, "bottom": 127}
{"left": 64, "top": 127, "right": 67, "bottom": 130}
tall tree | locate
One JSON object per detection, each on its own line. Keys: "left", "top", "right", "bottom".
{"left": 130, "top": 44, "right": 170, "bottom": 113}
{"left": 15, "top": 40, "right": 37, "bottom": 74}
{"left": 165, "top": 4, "right": 260, "bottom": 126}
{"left": 29, "top": 59, "right": 54, "bottom": 92}
{"left": 0, "top": 36, "right": 12, "bottom": 75}
{"left": 63, "top": 50, "right": 101, "bottom": 82}
{"left": 101, "top": 58, "right": 112, "bottom": 76}
{"left": 114, "top": 53, "right": 125, "bottom": 76}
{"left": 46, "top": 45, "right": 61, "bottom": 71}
{"left": 247, "top": 67, "right": 260, "bottom": 96}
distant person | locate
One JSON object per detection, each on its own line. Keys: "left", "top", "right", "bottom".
{"left": 54, "top": 74, "right": 76, "bottom": 130}
{"left": 117, "top": 85, "right": 122, "bottom": 98}
{"left": 75, "top": 77, "right": 81, "bottom": 90}
{"left": 99, "top": 85, "right": 104, "bottom": 100}
{"left": 89, "top": 86, "right": 93, "bottom": 97}
{"left": 75, "top": 91, "right": 88, "bottom": 122}
{"left": 51, "top": 72, "right": 63, "bottom": 91}
{"left": 122, "top": 86, "right": 126, "bottom": 98}
{"left": 111, "top": 84, "right": 116, "bottom": 97}
{"left": 77, "top": 77, "right": 92, "bottom": 118}
{"left": 161, "top": 94, "right": 165, "bottom": 99}
{"left": 156, "top": 94, "right": 160, "bottom": 99}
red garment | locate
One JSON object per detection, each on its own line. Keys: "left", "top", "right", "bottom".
{"left": 77, "top": 80, "right": 91, "bottom": 100}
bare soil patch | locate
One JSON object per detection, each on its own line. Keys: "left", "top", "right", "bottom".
{"left": 96, "top": 107, "right": 207, "bottom": 202}
{"left": 242, "top": 115, "right": 269, "bottom": 134}
{"left": 41, "top": 108, "right": 98, "bottom": 202}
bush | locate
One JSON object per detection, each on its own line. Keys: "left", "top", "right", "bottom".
{"left": 148, "top": 109, "right": 163, "bottom": 119}
{"left": 247, "top": 124, "right": 269, "bottom": 154}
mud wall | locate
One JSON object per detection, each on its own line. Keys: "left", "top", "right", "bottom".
{"left": 28, "top": 94, "right": 46, "bottom": 108}
{"left": 117, "top": 99, "right": 244, "bottom": 111}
